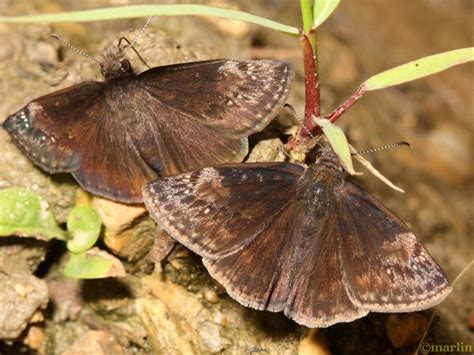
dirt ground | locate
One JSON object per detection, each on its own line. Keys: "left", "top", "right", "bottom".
{"left": 0, "top": 0, "right": 472, "bottom": 354}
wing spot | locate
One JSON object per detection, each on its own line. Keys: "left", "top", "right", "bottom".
{"left": 203, "top": 207, "right": 211, "bottom": 215}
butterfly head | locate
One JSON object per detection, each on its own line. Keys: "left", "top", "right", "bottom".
{"left": 100, "top": 45, "right": 134, "bottom": 81}
{"left": 306, "top": 146, "right": 345, "bottom": 186}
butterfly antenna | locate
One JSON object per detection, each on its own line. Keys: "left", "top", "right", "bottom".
{"left": 284, "top": 103, "right": 315, "bottom": 139}
{"left": 118, "top": 36, "right": 151, "bottom": 69}
{"left": 352, "top": 141, "right": 411, "bottom": 156}
{"left": 51, "top": 34, "right": 101, "bottom": 64}
{"left": 130, "top": 16, "right": 155, "bottom": 47}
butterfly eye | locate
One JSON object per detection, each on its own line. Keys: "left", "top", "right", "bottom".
{"left": 120, "top": 59, "right": 131, "bottom": 72}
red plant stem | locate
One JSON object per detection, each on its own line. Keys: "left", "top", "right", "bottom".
{"left": 299, "top": 33, "right": 321, "bottom": 139}
{"left": 327, "top": 84, "right": 367, "bottom": 123}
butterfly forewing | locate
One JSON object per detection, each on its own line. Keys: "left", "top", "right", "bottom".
{"left": 338, "top": 182, "right": 452, "bottom": 312}
{"left": 143, "top": 163, "right": 304, "bottom": 259}
{"left": 138, "top": 59, "right": 294, "bottom": 137}
{"left": 3, "top": 82, "right": 104, "bottom": 173}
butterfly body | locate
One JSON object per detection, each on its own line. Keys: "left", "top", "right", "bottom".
{"left": 3, "top": 44, "right": 293, "bottom": 202}
{"left": 143, "top": 147, "right": 451, "bottom": 327}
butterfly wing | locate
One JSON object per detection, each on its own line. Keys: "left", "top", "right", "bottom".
{"left": 2, "top": 82, "right": 103, "bottom": 173}
{"left": 338, "top": 182, "right": 452, "bottom": 312}
{"left": 130, "top": 104, "right": 248, "bottom": 177}
{"left": 137, "top": 59, "right": 293, "bottom": 137}
{"left": 143, "top": 163, "right": 304, "bottom": 259}
{"left": 204, "top": 202, "right": 367, "bottom": 328}
{"left": 144, "top": 163, "right": 365, "bottom": 327}
{"left": 3, "top": 82, "right": 159, "bottom": 202}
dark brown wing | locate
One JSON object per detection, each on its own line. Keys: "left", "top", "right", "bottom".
{"left": 3, "top": 82, "right": 160, "bottom": 202}
{"left": 137, "top": 59, "right": 293, "bottom": 137}
{"left": 131, "top": 103, "right": 247, "bottom": 177}
{"left": 143, "top": 163, "right": 304, "bottom": 259}
{"left": 143, "top": 163, "right": 364, "bottom": 328}
{"left": 3, "top": 82, "right": 103, "bottom": 173}
{"left": 204, "top": 203, "right": 367, "bottom": 328}
{"left": 338, "top": 182, "right": 452, "bottom": 312}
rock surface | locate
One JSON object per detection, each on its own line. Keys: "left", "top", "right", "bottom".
{"left": 0, "top": 0, "right": 472, "bottom": 353}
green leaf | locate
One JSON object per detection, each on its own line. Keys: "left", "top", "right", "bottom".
{"left": 313, "top": 0, "right": 340, "bottom": 28}
{"left": 365, "top": 47, "right": 474, "bottom": 91}
{"left": 0, "top": 188, "right": 66, "bottom": 240}
{"left": 63, "top": 248, "right": 126, "bottom": 279}
{"left": 314, "top": 118, "right": 359, "bottom": 175}
{"left": 0, "top": 4, "right": 298, "bottom": 35}
{"left": 300, "top": 0, "right": 314, "bottom": 34}
{"left": 66, "top": 206, "right": 102, "bottom": 253}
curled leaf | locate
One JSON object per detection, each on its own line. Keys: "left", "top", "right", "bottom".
{"left": 0, "top": 188, "right": 66, "bottom": 240}
{"left": 350, "top": 145, "right": 405, "bottom": 193}
{"left": 63, "top": 247, "right": 126, "bottom": 279}
{"left": 66, "top": 206, "right": 102, "bottom": 253}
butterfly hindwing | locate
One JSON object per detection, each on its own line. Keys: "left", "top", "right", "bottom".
{"left": 143, "top": 163, "right": 304, "bottom": 259}
{"left": 204, "top": 201, "right": 367, "bottom": 328}
{"left": 338, "top": 182, "right": 452, "bottom": 312}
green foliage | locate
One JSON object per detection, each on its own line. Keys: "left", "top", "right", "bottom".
{"left": 313, "top": 0, "right": 340, "bottom": 28}
{"left": 0, "top": 4, "right": 298, "bottom": 35}
{"left": 0, "top": 188, "right": 66, "bottom": 240}
{"left": 66, "top": 206, "right": 102, "bottom": 253}
{"left": 314, "top": 119, "right": 358, "bottom": 175}
{"left": 0, "top": 188, "right": 124, "bottom": 279}
{"left": 63, "top": 248, "right": 125, "bottom": 279}
{"left": 365, "top": 47, "right": 474, "bottom": 91}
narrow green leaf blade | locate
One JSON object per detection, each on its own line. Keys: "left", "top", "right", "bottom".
{"left": 314, "top": 118, "right": 359, "bottom": 175}
{"left": 313, "top": 0, "right": 340, "bottom": 28}
{"left": 66, "top": 206, "right": 102, "bottom": 253}
{"left": 63, "top": 248, "right": 126, "bottom": 279}
{"left": 365, "top": 47, "right": 474, "bottom": 91}
{"left": 0, "top": 188, "right": 66, "bottom": 240}
{"left": 0, "top": 4, "right": 298, "bottom": 35}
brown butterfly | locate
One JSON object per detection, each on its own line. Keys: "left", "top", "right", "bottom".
{"left": 142, "top": 146, "right": 451, "bottom": 327}
{"left": 3, "top": 41, "right": 293, "bottom": 203}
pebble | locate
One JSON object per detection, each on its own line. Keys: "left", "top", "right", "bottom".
{"left": 385, "top": 313, "right": 429, "bottom": 348}
{"left": 203, "top": 288, "right": 219, "bottom": 304}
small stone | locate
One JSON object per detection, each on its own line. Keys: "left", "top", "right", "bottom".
{"left": 467, "top": 312, "right": 474, "bottom": 331}
{"left": 174, "top": 248, "right": 190, "bottom": 259}
{"left": 30, "top": 311, "right": 44, "bottom": 323}
{"left": 298, "top": 329, "right": 331, "bottom": 355}
{"left": 247, "top": 138, "right": 286, "bottom": 163}
{"left": 386, "top": 313, "right": 429, "bottom": 348}
{"left": 170, "top": 259, "right": 184, "bottom": 270}
{"left": 23, "top": 325, "right": 45, "bottom": 351}
{"left": 203, "top": 288, "right": 219, "bottom": 304}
